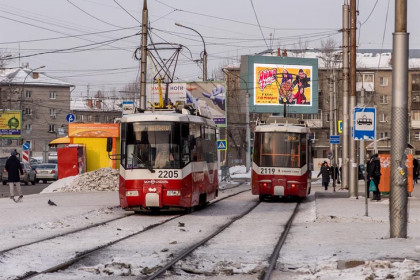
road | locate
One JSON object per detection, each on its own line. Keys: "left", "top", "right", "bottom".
{"left": 0, "top": 182, "right": 50, "bottom": 198}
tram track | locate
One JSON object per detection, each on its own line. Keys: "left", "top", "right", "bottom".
{"left": 9, "top": 183, "right": 250, "bottom": 280}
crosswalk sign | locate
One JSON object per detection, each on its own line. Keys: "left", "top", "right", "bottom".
{"left": 217, "top": 140, "right": 227, "bottom": 151}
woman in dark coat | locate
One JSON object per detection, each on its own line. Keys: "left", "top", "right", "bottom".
{"left": 317, "top": 161, "right": 331, "bottom": 190}
{"left": 367, "top": 154, "right": 381, "bottom": 201}
{"left": 5, "top": 150, "right": 23, "bottom": 201}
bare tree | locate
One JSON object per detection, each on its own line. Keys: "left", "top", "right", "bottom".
{"left": 319, "top": 38, "right": 339, "bottom": 69}
{"left": 0, "top": 50, "right": 12, "bottom": 68}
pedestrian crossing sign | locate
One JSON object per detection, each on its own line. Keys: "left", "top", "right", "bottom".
{"left": 217, "top": 140, "right": 227, "bottom": 151}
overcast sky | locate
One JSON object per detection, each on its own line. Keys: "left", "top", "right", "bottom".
{"left": 1, "top": 0, "right": 419, "bottom": 95}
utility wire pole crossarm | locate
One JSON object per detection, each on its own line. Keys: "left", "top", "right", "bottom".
{"left": 175, "top": 23, "right": 207, "bottom": 82}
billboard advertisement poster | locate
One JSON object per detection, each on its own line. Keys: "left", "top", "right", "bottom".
{"left": 146, "top": 82, "right": 227, "bottom": 127}
{"left": 241, "top": 55, "right": 318, "bottom": 114}
{"left": 68, "top": 123, "right": 119, "bottom": 138}
{"left": 0, "top": 110, "right": 22, "bottom": 138}
{"left": 254, "top": 64, "right": 312, "bottom": 106}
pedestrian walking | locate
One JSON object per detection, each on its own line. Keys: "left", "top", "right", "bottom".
{"left": 317, "top": 161, "right": 331, "bottom": 190}
{"left": 367, "top": 153, "right": 381, "bottom": 201}
{"left": 413, "top": 158, "right": 419, "bottom": 185}
{"left": 6, "top": 150, "right": 23, "bottom": 202}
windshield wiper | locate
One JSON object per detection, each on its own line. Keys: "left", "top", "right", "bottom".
{"left": 131, "top": 153, "right": 155, "bottom": 173}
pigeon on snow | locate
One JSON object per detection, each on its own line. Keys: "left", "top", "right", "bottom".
{"left": 48, "top": 199, "right": 57, "bottom": 206}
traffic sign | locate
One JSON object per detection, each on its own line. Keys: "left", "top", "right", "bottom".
{"left": 217, "top": 140, "right": 227, "bottom": 151}
{"left": 329, "top": 135, "right": 340, "bottom": 144}
{"left": 66, "top": 113, "right": 75, "bottom": 123}
{"left": 338, "top": 120, "right": 343, "bottom": 133}
{"left": 22, "top": 141, "right": 30, "bottom": 151}
{"left": 353, "top": 107, "right": 376, "bottom": 140}
{"left": 122, "top": 101, "right": 135, "bottom": 116}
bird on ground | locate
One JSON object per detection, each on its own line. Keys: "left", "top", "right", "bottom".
{"left": 48, "top": 199, "right": 57, "bottom": 206}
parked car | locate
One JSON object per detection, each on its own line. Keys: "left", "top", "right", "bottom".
{"left": 33, "top": 163, "right": 58, "bottom": 183}
{"left": 2, "top": 162, "right": 37, "bottom": 185}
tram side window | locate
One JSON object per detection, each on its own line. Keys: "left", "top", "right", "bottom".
{"left": 204, "top": 127, "right": 216, "bottom": 163}
{"left": 190, "top": 123, "right": 203, "bottom": 162}
{"left": 300, "top": 135, "right": 307, "bottom": 166}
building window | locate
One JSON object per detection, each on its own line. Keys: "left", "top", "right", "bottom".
{"left": 413, "top": 91, "right": 420, "bottom": 103}
{"left": 380, "top": 95, "right": 388, "bottom": 104}
{"left": 24, "top": 107, "right": 32, "bottom": 115}
{"left": 49, "top": 124, "right": 55, "bottom": 132}
{"left": 412, "top": 74, "right": 420, "bottom": 91}
{"left": 379, "top": 132, "right": 389, "bottom": 138}
{"left": 87, "top": 115, "right": 92, "bottom": 121}
{"left": 76, "top": 114, "right": 83, "bottom": 121}
{"left": 357, "top": 73, "right": 374, "bottom": 83}
{"left": 25, "top": 91, "right": 32, "bottom": 98}
{"left": 379, "top": 77, "right": 388, "bottom": 86}
{"left": 94, "top": 115, "right": 100, "bottom": 122}
{"left": 49, "top": 91, "right": 56, "bottom": 99}
{"left": 326, "top": 113, "right": 331, "bottom": 122}
{"left": 379, "top": 113, "right": 387, "bottom": 123}
{"left": 25, "top": 124, "right": 32, "bottom": 131}
{"left": 412, "top": 110, "right": 420, "bottom": 121}
{"left": 50, "top": 108, "right": 56, "bottom": 117}
{"left": 415, "top": 132, "right": 420, "bottom": 141}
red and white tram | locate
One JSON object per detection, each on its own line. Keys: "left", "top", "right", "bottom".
{"left": 117, "top": 106, "right": 218, "bottom": 212}
{"left": 251, "top": 122, "right": 312, "bottom": 200}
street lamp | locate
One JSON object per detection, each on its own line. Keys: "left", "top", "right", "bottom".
{"left": 175, "top": 22, "right": 207, "bottom": 82}
{"left": 21, "top": 65, "right": 45, "bottom": 111}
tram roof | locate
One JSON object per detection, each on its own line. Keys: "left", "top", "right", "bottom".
{"left": 255, "top": 123, "right": 310, "bottom": 134}
{"left": 120, "top": 111, "right": 216, "bottom": 127}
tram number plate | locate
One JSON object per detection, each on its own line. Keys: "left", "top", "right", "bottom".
{"left": 260, "top": 168, "right": 275, "bottom": 174}
{"left": 158, "top": 170, "right": 179, "bottom": 178}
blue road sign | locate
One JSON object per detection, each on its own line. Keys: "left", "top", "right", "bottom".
{"left": 353, "top": 107, "right": 376, "bottom": 140}
{"left": 66, "top": 113, "right": 75, "bottom": 123}
{"left": 22, "top": 141, "right": 30, "bottom": 151}
{"left": 122, "top": 101, "right": 135, "bottom": 116}
{"left": 330, "top": 135, "right": 340, "bottom": 144}
{"left": 217, "top": 140, "right": 227, "bottom": 151}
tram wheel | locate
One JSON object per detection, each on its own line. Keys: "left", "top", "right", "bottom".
{"left": 184, "top": 207, "right": 193, "bottom": 214}
{"left": 259, "top": 195, "right": 267, "bottom": 202}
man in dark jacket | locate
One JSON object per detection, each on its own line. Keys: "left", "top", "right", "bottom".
{"left": 6, "top": 150, "right": 23, "bottom": 202}
{"left": 367, "top": 153, "right": 381, "bottom": 201}
{"left": 317, "top": 161, "right": 331, "bottom": 190}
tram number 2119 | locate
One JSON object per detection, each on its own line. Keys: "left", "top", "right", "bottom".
{"left": 158, "top": 170, "right": 180, "bottom": 178}
{"left": 260, "top": 168, "right": 276, "bottom": 174}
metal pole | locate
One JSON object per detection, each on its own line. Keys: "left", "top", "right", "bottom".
{"left": 140, "top": 0, "right": 148, "bottom": 110}
{"left": 349, "top": 0, "right": 358, "bottom": 198}
{"left": 329, "top": 71, "right": 336, "bottom": 190}
{"left": 360, "top": 87, "right": 365, "bottom": 167}
{"left": 333, "top": 70, "right": 338, "bottom": 190}
{"left": 342, "top": 0, "right": 350, "bottom": 190}
{"left": 390, "top": 0, "right": 408, "bottom": 238}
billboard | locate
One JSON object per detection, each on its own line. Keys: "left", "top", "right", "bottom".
{"left": 0, "top": 110, "right": 22, "bottom": 138}
{"left": 241, "top": 55, "right": 318, "bottom": 114}
{"left": 146, "top": 82, "right": 226, "bottom": 127}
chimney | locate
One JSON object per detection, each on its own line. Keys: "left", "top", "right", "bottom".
{"left": 32, "top": 72, "right": 39, "bottom": 79}
{"left": 282, "top": 49, "right": 288, "bottom": 57}
{"left": 96, "top": 100, "right": 102, "bottom": 109}
{"left": 87, "top": 99, "right": 93, "bottom": 108}
{"left": 277, "top": 48, "right": 281, "bottom": 56}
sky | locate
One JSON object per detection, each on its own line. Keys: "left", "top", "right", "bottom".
{"left": 1, "top": 0, "right": 420, "bottom": 96}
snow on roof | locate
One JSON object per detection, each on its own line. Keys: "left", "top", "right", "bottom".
{"left": 70, "top": 97, "right": 123, "bottom": 111}
{"left": 223, "top": 50, "right": 420, "bottom": 70}
{"left": 0, "top": 67, "right": 73, "bottom": 87}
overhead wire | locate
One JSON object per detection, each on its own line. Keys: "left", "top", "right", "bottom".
{"left": 113, "top": 0, "right": 141, "bottom": 24}
{"left": 249, "top": 0, "right": 269, "bottom": 49}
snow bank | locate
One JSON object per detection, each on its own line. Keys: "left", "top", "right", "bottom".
{"left": 41, "top": 168, "right": 119, "bottom": 193}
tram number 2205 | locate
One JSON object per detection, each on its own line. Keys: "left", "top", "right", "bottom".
{"left": 158, "top": 170, "right": 179, "bottom": 178}
{"left": 260, "top": 168, "right": 276, "bottom": 174}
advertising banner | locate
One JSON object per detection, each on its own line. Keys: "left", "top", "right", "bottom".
{"left": 241, "top": 55, "right": 318, "bottom": 114}
{"left": 146, "top": 82, "right": 227, "bottom": 127}
{"left": 0, "top": 110, "right": 22, "bottom": 138}
{"left": 68, "top": 123, "right": 119, "bottom": 138}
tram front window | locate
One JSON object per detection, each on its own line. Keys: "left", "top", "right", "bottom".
{"left": 124, "top": 122, "right": 180, "bottom": 169}
{"left": 254, "top": 132, "right": 303, "bottom": 168}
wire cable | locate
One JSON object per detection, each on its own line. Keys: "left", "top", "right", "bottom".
{"left": 378, "top": 0, "right": 390, "bottom": 69}
{"left": 66, "top": 0, "right": 124, "bottom": 28}
{"left": 249, "top": 0, "right": 269, "bottom": 49}
{"left": 113, "top": 0, "right": 141, "bottom": 24}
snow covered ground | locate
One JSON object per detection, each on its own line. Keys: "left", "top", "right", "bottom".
{"left": 2, "top": 166, "right": 420, "bottom": 279}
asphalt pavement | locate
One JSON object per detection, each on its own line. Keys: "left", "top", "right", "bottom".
{"left": 0, "top": 182, "right": 50, "bottom": 198}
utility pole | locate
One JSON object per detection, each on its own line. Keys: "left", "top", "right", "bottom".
{"left": 342, "top": 0, "right": 350, "bottom": 190}
{"left": 390, "top": 0, "right": 409, "bottom": 238}
{"left": 333, "top": 70, "right": 338, "bottom": 188}
{"left": 140, "top": 0, "right": 148, "bottom": 110}
{"left": 349, "top": 0, "right": 358, "bottom": 198}
{"left": 329, "top": 70, "right": 336, "bottom": 190}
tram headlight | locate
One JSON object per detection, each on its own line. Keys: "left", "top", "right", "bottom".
{"left": 126, "top": 190, "right": 139, "bottom": 196}
{"left": 167, "top": 190, "right": 181, "bottom": 196}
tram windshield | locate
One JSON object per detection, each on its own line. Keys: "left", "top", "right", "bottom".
{"left": 122, "top": 122, "right": 181, "bottom": 170}
{"left": 253, "top": 132, "right": 306, "bottom": 168}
